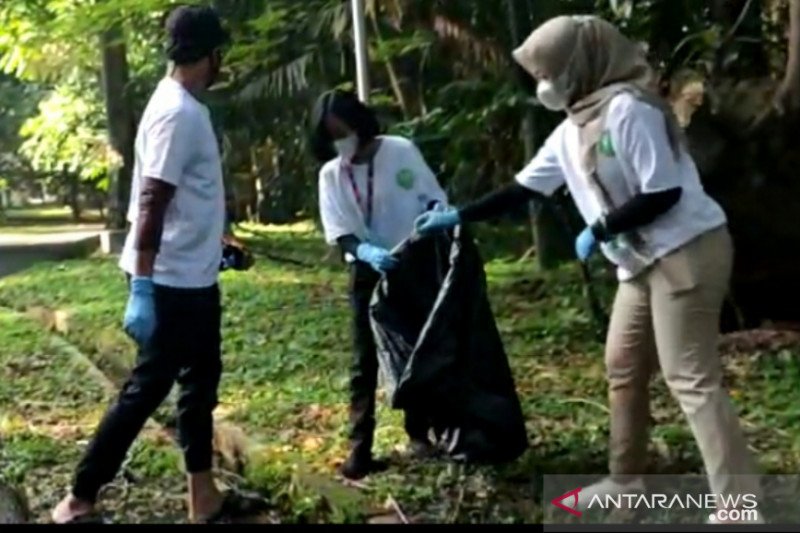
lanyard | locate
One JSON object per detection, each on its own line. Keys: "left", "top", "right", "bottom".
{"left": 343, "top": 158, "right": 375, "bottom": 228}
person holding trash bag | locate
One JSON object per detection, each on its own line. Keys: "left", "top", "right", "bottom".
{"left": 312, "top": 89, "right": 449, "bottom": 480}
{"left": 415, "top": 15, "right": 761, "bottom": 516}
{"left": 52, "top": 6, "right": 259, "bottom": 524}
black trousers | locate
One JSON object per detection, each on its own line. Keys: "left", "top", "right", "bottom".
{"left": 72, "top": 282, "right": 223, "bottom": 503}
{"left": 348, "top": 263, "right": 428, "bottom": 456}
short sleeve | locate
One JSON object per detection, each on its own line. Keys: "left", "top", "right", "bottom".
{"left": 405, "top": 140, "right": 448, "bottom": 206}
{"left": 514, "top": 127, "right": 566, "bottom": 197}
{"left": 318, "top": 165, "right": 362, "bottom": 246}
{"left": 609, "top": 97, "right": 683, "bottom": 194}
{"left": 141, "top": 108, "right": 194, "bottom": 186}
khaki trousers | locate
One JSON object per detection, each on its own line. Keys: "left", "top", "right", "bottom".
{"left": 605, "top": 225, "right": 760, "bottom": 498}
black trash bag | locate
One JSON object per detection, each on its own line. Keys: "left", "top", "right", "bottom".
{"left": 370, "top": 226, "right": 529, "bottom": 464}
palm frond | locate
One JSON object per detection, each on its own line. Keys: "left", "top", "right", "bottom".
{"left": 309, "top": 0, "right": 350, "bottom": 41}
{"left": 431, "top": 14, "right": 507, "bottom": 70}
{"left": 235, "top": 51, "right": 317, "bottom": 103}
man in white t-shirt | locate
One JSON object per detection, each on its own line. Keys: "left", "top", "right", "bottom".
{"left": 52, "top": 6, "right": 242, "bottom": 524}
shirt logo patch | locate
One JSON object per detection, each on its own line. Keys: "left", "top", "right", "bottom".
{"left": 598, "top": 130, "right": 615, "bottom": 157}
{"left": 396, "top": 168, "right": 415, "bottom": 190}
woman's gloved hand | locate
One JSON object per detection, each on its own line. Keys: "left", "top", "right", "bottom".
{"left": 356, "top": 243, "right": 399, "bottom": 274}
{"left": 414, "top": 206, "right": 460, "bottom": 236}
{"left": 123, "top": 276, "right": 157, "bottom": 347}
{"left": 575, "top": 226, "right": 599, "bottom": 262}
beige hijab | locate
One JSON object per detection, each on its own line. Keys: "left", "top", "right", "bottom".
{"left": 513, "top": 15, "right": 684, "bottom": 210}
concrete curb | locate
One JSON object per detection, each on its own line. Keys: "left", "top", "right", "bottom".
{"left": 0, "top": 234, "right": 100, "bottom": 256}
{"left": 0, "top": 235, "right": 102, "bottom": 278}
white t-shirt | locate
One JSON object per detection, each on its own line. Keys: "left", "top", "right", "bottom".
{"left": 318, "top": 135, "right": 448, "bottom": 251}
{"left": 119, "top": 78, "right": 225, "bottom": 289}
{"left": 515, "top": 92, "right": 726, "bottom": 281}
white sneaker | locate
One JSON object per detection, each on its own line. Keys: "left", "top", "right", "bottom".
{"left": 576, "top": 477, "right": 645, "bottom": 511}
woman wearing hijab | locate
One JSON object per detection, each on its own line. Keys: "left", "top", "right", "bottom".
{"left": 415, "top": 16, "right": 761, "bottom": 519}
{"left": 312, "top": 90, "right": 449, "bottom": 480}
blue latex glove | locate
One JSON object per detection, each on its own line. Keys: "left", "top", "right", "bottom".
{"left": 575, "top": 227, "right": 599, "bottom": 262}
{"left": 356, "top": 243, "right": 399, "bottom": 274}
{"left": 414, "top": 207, "right": 460, "bottom": 236}
{"left": 123, "top": 276, "right": 157, "bottom": 347}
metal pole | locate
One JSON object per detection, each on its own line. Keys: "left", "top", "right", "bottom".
{"left": 351, "top": 0, "right": 370, "bottom": 102}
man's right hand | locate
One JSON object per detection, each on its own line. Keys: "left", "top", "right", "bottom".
{"left": 123, "top": 277, "right": 157, "bottom": 347}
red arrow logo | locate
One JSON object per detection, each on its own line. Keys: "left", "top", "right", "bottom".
{"left": 551, "top": 487, "right": 583, "bottom": 517}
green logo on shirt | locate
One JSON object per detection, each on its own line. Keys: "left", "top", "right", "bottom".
{"left": 598, "top": 130, "right": 615, "bottom": 157}
{"left": 396, "top": 168, "right": 415, "bottom": 190}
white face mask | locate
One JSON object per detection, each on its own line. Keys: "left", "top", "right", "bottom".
{"left": 334, "top": 134, "right": 359, "bottom": 161}
{"left": 536, "top": 75, "right": 569, "bottom": 111}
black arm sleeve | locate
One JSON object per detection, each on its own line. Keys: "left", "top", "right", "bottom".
{"left": 592, "top": 187, "right": 683, "bottom": 241}
{"left": 336, "top": 234, "right": 362, "bottom": 257}
{"left": 458, "top": 182, "right": 545, "bottom": 223}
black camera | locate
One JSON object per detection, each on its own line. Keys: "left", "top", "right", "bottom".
{"left": 220, "top": 243, "right": 254, "bottom": 272}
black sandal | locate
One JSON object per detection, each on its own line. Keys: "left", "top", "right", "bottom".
{"left": 202, "top": 490, "right": 269, "bottom": 524}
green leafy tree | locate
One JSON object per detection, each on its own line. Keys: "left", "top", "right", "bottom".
{"left": 19, "top": 82, "right": 114, "bottom": 220}
{"left": 0, "top": 74, "right": 42, "bottom": 199}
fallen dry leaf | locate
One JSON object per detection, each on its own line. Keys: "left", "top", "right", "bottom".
{"left": 301, "top": 436, "right": 324, "bottom": 452}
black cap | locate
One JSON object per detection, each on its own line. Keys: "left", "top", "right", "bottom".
{"left": 165, "top": 5, "right": 230, "bottom": 65}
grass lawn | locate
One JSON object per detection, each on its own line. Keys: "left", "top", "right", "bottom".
{"left": 0, "top": 310, "right": 186, "bottom": 523}
{"left": 1, "top": 221, "right": 799, "bottom": 523}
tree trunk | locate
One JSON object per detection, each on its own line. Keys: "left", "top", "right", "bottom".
{"left": 94, "top": 189, "right": 106, "bottom": 220}
{"left": 775, "top": 0, "right": 800, "bottom": 115}
{"left": 100, "top": 25, "right": 135, "bottom": 230}
{"left": 68, "top": 174, "right": 82, "bottom": 222}
{"left": 510, "top": 0, "right": 571, "bottom": 269}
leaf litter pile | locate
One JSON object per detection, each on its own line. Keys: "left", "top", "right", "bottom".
{"left": 1, "top": 222, "right": 798, "bottom": 523}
